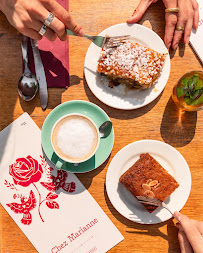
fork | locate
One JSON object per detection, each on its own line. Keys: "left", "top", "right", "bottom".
{"left": 136, "top": 196, "right": 180, "bottom": 223}
{"left": 66, "top": 29, "right": 130, "bottom": 48}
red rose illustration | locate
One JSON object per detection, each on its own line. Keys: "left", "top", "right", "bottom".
{"left": 9, "top": 156, "right": 43, "bottom": 187}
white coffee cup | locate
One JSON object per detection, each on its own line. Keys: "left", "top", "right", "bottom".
{"left": 51, "top": 113, "right": 100, "bottom": 168}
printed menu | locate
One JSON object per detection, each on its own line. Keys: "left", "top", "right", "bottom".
{"left": 0, "top": 113, "right": 123, "bottom": 253}
{"left": 189, "top": 0, "right": 203, "bottom": 64}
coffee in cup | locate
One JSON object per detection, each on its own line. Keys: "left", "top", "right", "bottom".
{"left": 51, "top": 113, "right": 100, "bottom": 167}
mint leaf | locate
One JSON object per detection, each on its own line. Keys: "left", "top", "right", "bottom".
{"left": 187, "top": 78, "right": 193, "bottom": 89}
{"left": 181, "top": 77, "right": 190, "bottom": 87}
{"left": 177, "top": 87, "right": 189, "bottom": 97}
{"left": 192, "top": 74, "right": 199, "bottom": 87}
{"left": 192, "top": 94, "right": 203, "bottom": 106}
{"left": 195, "top": 79, "right": 203, "bottom": 90}
{"left": 199, "top": 89, "right": 203, "bottom": 95}
{"left": 191, "top": 90, "right": 199, "bottom": 100}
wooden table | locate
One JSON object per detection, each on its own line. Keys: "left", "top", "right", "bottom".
{"left": 0, "top": 0, "right": 202, "bottom": 252}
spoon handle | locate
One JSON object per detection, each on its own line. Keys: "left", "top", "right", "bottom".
{"left": 21, "top": 34, "right": 29, "bottom": 70}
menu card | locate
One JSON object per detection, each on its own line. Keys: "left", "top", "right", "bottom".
{"left": 189, "top": 0, "right": 203, "bottom": 64}
{"left": 0, "top": 113, "right": 123, "bottom": 253}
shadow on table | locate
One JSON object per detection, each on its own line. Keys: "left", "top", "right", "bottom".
{"left": 42, "top": 145, "right": 111, "bottom": 191}
{"left": 76, "top": 155, "right": 111, "bottom": 190}
{"left": 19, "top": 87, "right": 67, "bottom": 114}
{"left": 160, "top": 97, "right": 197, "bottom": 147}
{"left": 104, "top": 187, "right": 180, "bottom": 253}
{"left": 19, "top": 73, "right": 82, "bottom": 114}
{"left": 83, "top": 74, "right": 163, "bottom": 120}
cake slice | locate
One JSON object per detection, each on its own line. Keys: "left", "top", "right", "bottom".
{"left": 97, "top": 41, "right": 166, "bottom": 89}
{"left": 119, "top": 153, "right": 179, "bottom": 213}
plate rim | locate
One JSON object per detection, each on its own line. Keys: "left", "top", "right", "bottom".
{"left": 41, "top": 100, "right": 115, "bottom": 173}
{"left": 84, "top": 23, "right": 171, "bottom": 110}
{"left": 105, "top": 139, "right": 191, "bottom": 224}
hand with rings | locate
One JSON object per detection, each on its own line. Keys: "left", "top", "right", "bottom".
{"left": 127, "top": 0, "right": 199, "bottom": 50}
{"left": 0, "top": 0, "right": 85, "bottom": 41}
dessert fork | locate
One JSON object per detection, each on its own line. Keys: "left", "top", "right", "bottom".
{"left": 136, "top": 196, "right": 180, "bottom": 223}
{"left": 66, "top": 29, "right": 130, "bottom": 48}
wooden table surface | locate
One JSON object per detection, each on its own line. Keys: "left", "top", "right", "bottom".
{"left": 0, "top": 0, "right": 203, "bottom": 252}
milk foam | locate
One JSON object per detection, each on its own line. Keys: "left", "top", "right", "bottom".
{"left": 53, "top": 115, "right": 98, "bottom": 161}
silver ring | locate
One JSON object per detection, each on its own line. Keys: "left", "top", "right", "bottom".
{"left": 44, "top": 12, "right": 55, "bottom": 27}
{"left": 38, "top": 24, "right": 47, "bottom": 36}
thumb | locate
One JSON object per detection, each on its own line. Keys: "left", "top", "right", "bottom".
{"left": 127, "top": 0, "right": 154, "bottom": 23}
{"left": 174, "top": 211, "right": 203, "bottom": 253}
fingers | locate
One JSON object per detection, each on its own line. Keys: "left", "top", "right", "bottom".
{"left": 43, "top": 0, "right": 84, "bottom": 36}
{"left": 14, "top": 0, "right": 84, "bottom": 41}
{"left": 191, "top": 0, "right": 199, "bottom": 29}
{"left": 174, "top": 212, "right": 203, "bottom": 253}
{"left": 30, "top": 6, "right": 67, "bottom": 40}
{"left": 162, "top": 0, "right": 178, "bottom": 48}
{"left": 127, "top": 0, "right": 157, "bottom": 23}
{"left": 183, "top": 13, "right": 194, "bottom": 44}
{"left": 28, "top": 19, "right": 57, "bottom": 41}
{"left": 190, "top": 219, "right": 203, "bottom": 235}
{"left": 22, "top": 28, "right": 43, "bottom": 41}
{"left": 172, "top": 21, "right": 187, "bottom": 50}
{"left": 176, "top": 223, "right": 194, "bottom": 253}
{"left": 164, "top": 13, "right": 178, "bottom": 49}
{"left": 163, "top": 0, "right": 199, "bottom": 49}
{"left": 172, "top": 0, "right": 199, "bottom": 49}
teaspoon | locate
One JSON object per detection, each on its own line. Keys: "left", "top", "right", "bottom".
{"left": 18, "top": 35, "right": 38, "bottom": 101}
{"left": 99, "top": 121, "right": 113, "bottom": 138}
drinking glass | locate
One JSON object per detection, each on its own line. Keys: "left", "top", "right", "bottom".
{"left": 172, "top": 71, "right": 203, "bottom": 111}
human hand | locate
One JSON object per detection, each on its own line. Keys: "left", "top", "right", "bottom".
{"left": 127, "top": 0, "right": 199, "bottom": 50}
{"left": 174, "top": 211, "right": 203, "bottom": 253}
{"left": 0, "top": 0, "right": 85, "bottom": 41}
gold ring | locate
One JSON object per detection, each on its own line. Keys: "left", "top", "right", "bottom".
{"left": 176, "top": 26, "right": 185, "bottom": 32}
{"left": 165, "top": 8, "right": 179, "bottom": 13}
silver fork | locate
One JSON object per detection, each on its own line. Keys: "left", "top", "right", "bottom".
{"left": 136, "top": 196, "right": 180, "bottom": 223}
{"left": 66, "top": 29, "right": 130, "bottom": 48}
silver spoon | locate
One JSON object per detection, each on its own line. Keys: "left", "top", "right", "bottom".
{"left": 99, "top": 121, "right": 112, "bottom": 138}
{"left": 18, "top": 35, "right": 38, "bottom": 101}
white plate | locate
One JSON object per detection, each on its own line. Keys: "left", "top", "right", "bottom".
{"left": 105, "top": 140, "right": 191, "bottom": 224}
{"left": 84, "top": 23, "right": 171, "bottom": 110}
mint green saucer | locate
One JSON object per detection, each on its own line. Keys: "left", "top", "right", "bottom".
{"left": 41, "top": 100, "right": 114, "bottom": 173}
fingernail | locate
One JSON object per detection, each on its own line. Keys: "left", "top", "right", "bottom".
{"left": 186, "top": 36, "right": 190, "bottom": 44}
{"left": 173, "top": 43, "right": 178, "bottom": 50}
{"left": 194, "top": 24, "right": 198, "bottom": 30}
{"left": 127, "top": 16, "right": 134, "bottom": 23}
{"left": 167, "top": 43, "right": 171, "bottom": 49}
{"left": 78, "top": 28, "right": 85, "bottom": 37}
{"left": 174, "top": 211, "right": 181, "bottom": 220}
{"left": 176, "top": 222, "right": 180, "bottom": 229}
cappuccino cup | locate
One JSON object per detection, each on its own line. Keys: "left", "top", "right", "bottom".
{"left": 51, "top": 113, "right": 100, "bottom": 168}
